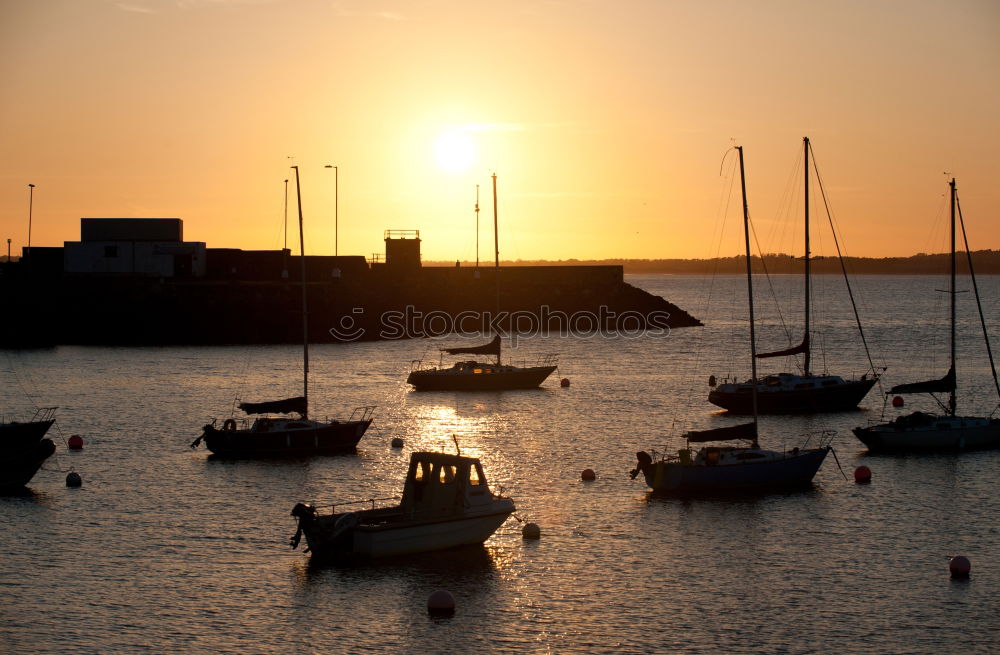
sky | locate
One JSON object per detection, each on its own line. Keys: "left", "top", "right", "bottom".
{"left": 1, "top": 0, "right": 998, "bottom": 262}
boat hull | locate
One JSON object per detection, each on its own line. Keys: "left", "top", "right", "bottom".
{"left": 407, "top": 365, "right": 557, "bottom": 391}
{"left": 709, "top": 378, "right": 877, "bottom": 414}
{"left": 0, "top": 420, "right": 56, "bottom": 491}
{"left": 853, "top": 416, "right": 1000, "bottom": 453}
{"left": 300, "top": 505, "right": 515, "bottom": 561}
{"left": 640, "top": 448, "right": 829, "bottom": 493}
{"left": 201, "top": 419, "right": 371, "bottom": 457}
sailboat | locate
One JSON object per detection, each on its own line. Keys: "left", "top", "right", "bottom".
{"left": 406, "top": 174, "right": 557, "bottom": 391}
{"left": 631, "top": 145, "right": 831, "bottom": 493}
{"left": 191, "top": 167, "right": 375, "bottom": 457}
{"left": 852, "top": 179, "right": 1000, "bottom": 452}
{"left": 0, "top": 407, "right": 57, "bottom": 491}
{"left": 709, "top": 137, "right": 879, "bottom": 413}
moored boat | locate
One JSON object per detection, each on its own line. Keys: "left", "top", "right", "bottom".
{"left": 0, "top": 407, "right": 57, "bottom": 491}
{"left": 853, "top": 178, "right": 1000, "bottom": 452}
{"left": 709, "top": 137, "right": 879, "bottom": 414}
{"left": 290, "top": 451, "right": 515, "bottom": 561}
{"left": 406, "top": 174, "right": 557, "bottom": 392}
{"left": 190, "top": 166, "right": 374, "bottom": 457}
{"left": 407, "top": 336, "right": 557, "bottom": 391}
{"left": 633, "top": 145, "right": 831, "bottom": 494}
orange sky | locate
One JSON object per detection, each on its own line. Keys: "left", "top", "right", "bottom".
{"left": 1, "top": 0, "right": 998, "bottom": 262}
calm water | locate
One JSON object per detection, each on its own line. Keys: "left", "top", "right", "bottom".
{"left": 2, "top": 274, "right": 999, "bottom": 654}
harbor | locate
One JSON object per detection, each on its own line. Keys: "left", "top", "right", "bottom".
{"left": 3, "top": 274, "right": 999, "bottom": 654}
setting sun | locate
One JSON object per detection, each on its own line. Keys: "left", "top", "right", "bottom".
{"left": 433, "top": 131, "right": 476, "bottom": 173}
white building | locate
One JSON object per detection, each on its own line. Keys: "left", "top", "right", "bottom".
{"left": 64, "top": 218, "right": 206, "bottom": 277}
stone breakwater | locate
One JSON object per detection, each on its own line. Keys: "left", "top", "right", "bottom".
{"left": 0, "top": 265, "right": 700, "bottom": 346}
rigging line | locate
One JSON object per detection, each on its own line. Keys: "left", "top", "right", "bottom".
{"left": 749, "top": 215, "right": 794, "bottom": 353}
{"left": 808, "top": 145, "right": 882, "bottom": 385}
{"left": 3, "top": 350, "right": 39, "bottom": 409}
{"left": 699, "top": 145, "right": 740, "bottom": 377}
{"left": 956, "top": 192, "right": 1000, "bottom": 410}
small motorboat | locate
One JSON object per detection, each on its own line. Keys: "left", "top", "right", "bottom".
{"left": 290, "top": 450, "right": 515, "bottom": 561}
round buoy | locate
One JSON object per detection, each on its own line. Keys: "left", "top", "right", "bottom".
{"left": 560, "top": 378, "right": 570, "bottom": 388}
{"left": 427, "top": 590, "right": 455, "bottom": 616}
{"left": 581, "top": 468, "right": 596, "bottom": 481}
{"left": 892, "top": 395, "right": 904, "bottom": 408}
{"left": 68, "top": 435, "right": 84, "bottom": 450}
{"left": 390, "top": 437, "right": 404, "bottom": 448}
{"left": 949, "top": 556, "right": 971, "bottom": 579}
{"left": 522, "top": 522, "right": 541, "bottom": 540}
{"left": 66, "top": 471, "right": 82, "bottom": 487}
{"left": 854, "top": 465, "right": 872, "bottom": 484}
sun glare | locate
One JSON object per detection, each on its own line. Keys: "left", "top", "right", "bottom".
{"left": 433, "top": 131, "right": 475, "bottom": 173}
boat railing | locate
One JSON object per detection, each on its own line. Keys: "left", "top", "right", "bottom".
{"left": 507, "top": 353, "right": 559, "bottom": 368}
{"left": 410, "top": 359, "right": 432, "bottom": 372}
{"left": 2, "top": 406, "right": 59, "bottom": 424}
{"left": 209, "top": 417, "right": 253, "bottom": 430}
{"left": 29, "top": 407, "right": 58, "bottom": 423}
{"left": 798, "top": 429, "right": 837, "bottom": 451}
{"left": 315, "top": 496, "right": 400, "bottom": 515}
{"left": 347, "top": 406, "right": 376, "bottom": 422}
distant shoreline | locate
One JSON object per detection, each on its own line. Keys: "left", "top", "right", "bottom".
{"left": 427, "top": 250, "right": 1000, "bottom": 275}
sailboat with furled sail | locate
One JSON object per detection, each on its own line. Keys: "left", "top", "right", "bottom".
{"left": 708, "top": 137, "right": 879, "bottom": 413}
{"left": 191, "top": 166, "right": 374, "bottom": 457}
{"left": 631, "top": 145, "right": 831, "bottom": 493}
{"left": 406, "top": 174, "right": 557, "bottom": 391}
{"left": 853, "top": 178, "right": 1000, "bottom": 452}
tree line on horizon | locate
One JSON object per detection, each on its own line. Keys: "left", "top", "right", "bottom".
{"left": 429, "top": 250, "right": 1000, "bottom": 274}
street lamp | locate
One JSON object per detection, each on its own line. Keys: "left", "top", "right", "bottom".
{"left": 27, "top": 183, "right": 35, "bottom": 255}
{"left": 324, "top": 164, "right": 338, "bottom": 256}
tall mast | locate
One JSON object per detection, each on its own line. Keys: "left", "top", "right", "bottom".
{"left": 803, "top": 136, "right": 812, "bottom": 376}
{"left": 475, "top": 184, "right": 480, "bottom": 268}
{"left": 492, "top": 173, "right": 501, "bottom": 365}
{"left": 949, "top": 178, "right": 957, "bottom": 416}
{"left": 738, "top": 146, "right": 759, "bottom": 445}
{"left": 292, "top": 166, "right": 309, "bottom": 418}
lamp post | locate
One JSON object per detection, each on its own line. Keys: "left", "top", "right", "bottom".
{"left": 27, "top": 183, "right": 35, "bottom": 255}
{"left": 324, "top": 164, "right": 338, "bottom": 256}
{"left": 6, "top": 238, "right": 10, "bottom": 262}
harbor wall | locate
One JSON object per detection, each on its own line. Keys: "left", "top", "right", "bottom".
{"left": 0, "top": 261, "right": 699, "bottom": 347}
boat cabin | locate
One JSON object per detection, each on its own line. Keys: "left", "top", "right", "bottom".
{"left": 400, "top": 452, "right": 493, "bottom": 517}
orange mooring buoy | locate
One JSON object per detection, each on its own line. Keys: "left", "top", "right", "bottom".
{"left": 68, "top": 435, "right": 84, "bottom": 450}
{"left": 560, "top": 378, "right": 570, "bottom": 388}
{"left": 581, "top": 468, "right": 596, "bottom": 481}
{"left": 854, "top": 466, "right": 872, "bottom": 484}
{"left": 892, "top": 395, "right": 904, "bottom": 408}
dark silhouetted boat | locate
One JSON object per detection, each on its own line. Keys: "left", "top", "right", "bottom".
{"left": 853, "top": 179, "right": 1000, "bottom": 452}
{"left": 407, "top": 335, "right": 557, "bottom": 391}
{"left": 191, "top": 166, "right": 374, "bottom": 457}
{"left": 1, "top": 407, "right": 57, "bottom": 491}
{"left": 290, "top": 450, "right": 515, "bottom": 561}
{"left": 709, "top": 137, "right": 878, "bottom": 414}
{"left": 406, "top": 173, "right": 557, "bottom": 391}
{"left": 632, "top": 145, "right": 830, "bottom": 493}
